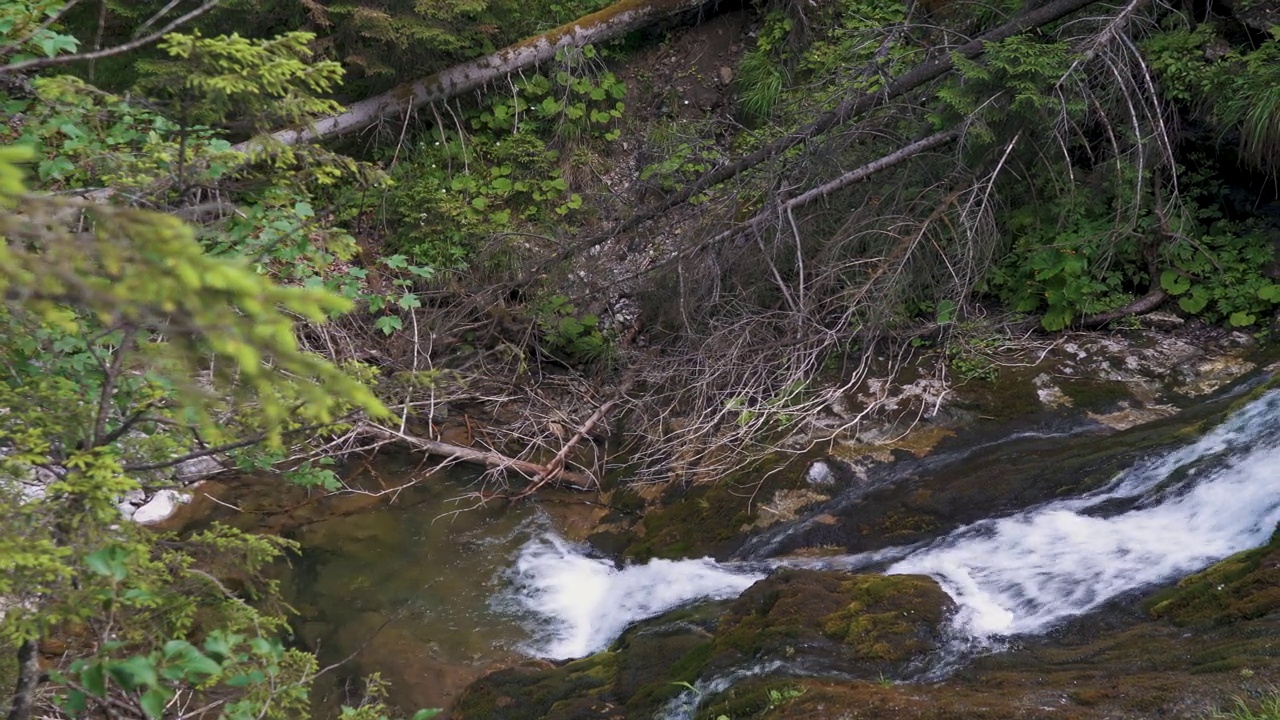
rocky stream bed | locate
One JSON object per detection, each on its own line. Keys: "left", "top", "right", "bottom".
{"left": 164, "top": 323, "right": 1280, "bottom": 719}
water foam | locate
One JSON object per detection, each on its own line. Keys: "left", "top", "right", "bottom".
{"left": 500, "top": 391, "right": 1280, "bottom": 658}
{"left": 888, "top": 389, "right": 1280, "bottom": 639}
{"left": 500, "top": 534, "right": 763, "bottom": 659}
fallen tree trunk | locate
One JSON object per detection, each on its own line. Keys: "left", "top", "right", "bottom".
{"left": 242, "top": 0, "right": 712, "bottom": 150}
{"left": 679, "top": 127, "right": 963, "bottom": 263}
{"left": 544, "top": 0, "right": 1104, "bottom": 267}
{"left": 1079, "top": 288, "right": 1168, "bottom": 328}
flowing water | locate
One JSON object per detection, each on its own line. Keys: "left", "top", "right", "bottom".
{"left": 168, "top": 459, "right": 549, "bottom": 711}
{"left": 176, "top": 386, "right": 1280, "bottom": 716}
{"left": 503, "top": 389, "right": 1280, "bottom": 660}
{"left": 886, "top": 388, "right": 1280, "bottom": 639}
{"left": 495, "top": 533, "right": 764, "bottom": 659}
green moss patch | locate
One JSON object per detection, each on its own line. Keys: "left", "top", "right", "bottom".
{"left": 621, "top": 456, "right": 810, "bottom": 561}
{"left": 712, "top": 570, "right": 953, "bottom": 677}
{"left": 1148, "top": 526, "right": 1280, "bottom": 626}
{"left": 452, "top": 653, "right": 620, "bottom": 720}
{"left": 819, "top": 574, "right": 952, "bottom": 662}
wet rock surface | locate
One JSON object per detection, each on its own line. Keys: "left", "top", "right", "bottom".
{"left": 453, "top": 570, "right": 954, "bottom": 719}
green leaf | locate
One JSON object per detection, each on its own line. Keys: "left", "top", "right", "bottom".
{"left": 1160, "top": 269, "right": 1191, "bottom": 295}
{"left": 85, "top": 546, "right": 129, "bottom": 581}
{"left": 1228, "top": 311, "right": 1256, "bottom": 327}
{"left": 936, "top": 299, "right": 957, "bottom": 324}
{"left": 539, "top": 96, "right": 561, "bottom": 116}
{"left": 1041, "top": 307, "right": 1071, "bottom": 331}
{"left": 62, "top": 690, "right": 88, "bottom": 715}
{"left": 397, "top": 292, "right": 421, "bottom": 310}
{"left": 107, "top": 656, "right": 159, "bottom": 691}
{"left": 558, "top": 317, "right": 582, "bottom": 335}
{"left": 81, "top": 662, "right": 107, "bottom": 697}
{"left": 1179, "top": 289, "right": 1209, "bottom": 314}
{"left": 225, "top": 670, "right": 266, "bottom": 687}
{"left": 375, "top": 315, "right": 403, "bottom": 335}
{"left": 38, "top": 156, "right": 76, "bottom": 181}
{"left": 139, "top": 687, "right": 173, "bottom": 719}
{"left": 122, "top": 588, "right": 157, "bottom": 603}
{"left": 411, "top": 711, "right": 444, "bottom": 720}
{"left": 383, "top": 254, "right": 409, "bottom": 270}
{"left": 471, "top": 196, "right": 489, "bottom": 211}
{"left": 203, "top": 634, "right": 233, "bottom": 663}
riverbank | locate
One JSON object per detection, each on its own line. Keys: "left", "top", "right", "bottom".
{"left": 156, "top": 321, "right": 1280, "bottom": 719}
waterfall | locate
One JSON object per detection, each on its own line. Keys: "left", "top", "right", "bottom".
{"left": 499, "top": 390, "right": 1280, "bottom": 659}
{"left": 887, "top": 389, "right": 1280, "bottom": 639}
{"left": 497, "top": 533, "right": 763, "bottom": 659}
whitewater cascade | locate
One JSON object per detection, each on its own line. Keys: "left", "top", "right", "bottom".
{"left": 887, "top": 389, "right": 1280, "bottom": 638}
{"left": 499, "top": 533, "right": 763, "bottom": 659}
{"left": 501, "top": 390, "right": 1280, "bottom": 658}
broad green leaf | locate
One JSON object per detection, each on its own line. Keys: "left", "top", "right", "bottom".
{"left": 139, "top": 687, "right": 173, "bottom": 719}
{"left": 62, "top": 690, "right": 88, "bottom": 715}
{"left": 374, "top": 315, "right": 403, "bottom": 335}
{"left": 84, "top": 546, "right": 129, "bottom": 581}
{"left": 1228, "top": 311, "right": 1256, "bottom": 327}
{"left": 81, "top": 662, "right": 107, "bottom": 697}
{"left": 107, "top": 656, "right": 158, "bottom": 691}
{"left": 1160, "top": 269, "right": 1191, "bottom": 295}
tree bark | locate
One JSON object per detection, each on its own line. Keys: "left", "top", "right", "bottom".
{"left": 6, "top": 639, "right": 39, "bottom": 720}
{"left": 239, "top": 0, "right": 713, "bottom": 150}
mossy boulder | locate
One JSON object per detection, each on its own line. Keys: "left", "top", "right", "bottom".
{"left": 1148, "top": 525, "right": 1280, "bottom": 626}
{"left": 712, "top": 570, "right": 953, "bottom": 677}
{"left": 451, "top": 653, "right": 621, "bottom": 720}
{"left": 452, "top": 601, "right": 731, "bottom": 720}
{"left": 818, "top": 575, "right": 953, "bottom": 662}
{"left": 452, "top": 570, "right": 953, "bottom": 719}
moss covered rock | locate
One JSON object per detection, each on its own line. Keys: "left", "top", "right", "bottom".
{"left": 611, "top": 455, "right": 820, "bottom": 561}
{"left": 452, "top": 654, "right": 621, "bottom": 720}
{"left": 711, "top": 570, "right": 953, "bottom": 678}
{"left": 1148, "top": 525, "right": 1280, "bottom": 626}
{"left": 452, "top": 570, "right": 953, "bottom": 719}
{"left": 819, "top": 575, "right": 952, "bottom": 662}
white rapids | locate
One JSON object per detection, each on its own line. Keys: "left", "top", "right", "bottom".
{"left": 500, "top": 390, "right": 1280, "bottom": 658}
{"left": 498, "top": 534, "right": 763, "bottom": 660}
{"left": 887, "top": 389, "right": 1280, "bottom": 639}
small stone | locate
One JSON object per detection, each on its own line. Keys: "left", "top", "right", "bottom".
{"left": 718, "top": 66, "right": 734, "bottom": 85}
{"left": 1033, "top": 373, "right": 1073, "bottom": 408}
{"left": 807, "top": 461, "right": 834, "bottom": 485}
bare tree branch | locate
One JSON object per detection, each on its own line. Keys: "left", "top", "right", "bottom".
{"left": 0, "top": 0, "right": 220, "bottom": 76}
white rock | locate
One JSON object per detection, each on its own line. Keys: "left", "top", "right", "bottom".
{"left": 132, "top": 489, "right": 191, "bottom": 525}
{"left": 806, "top": 461, "right": 834, "bottom": 485}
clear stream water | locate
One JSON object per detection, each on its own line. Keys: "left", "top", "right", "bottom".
{"left": 501, "top": 389, "right": 1280, "bottom": 658}
{"left": 215, "top": 388, "right": 1280, "bottom": 714}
